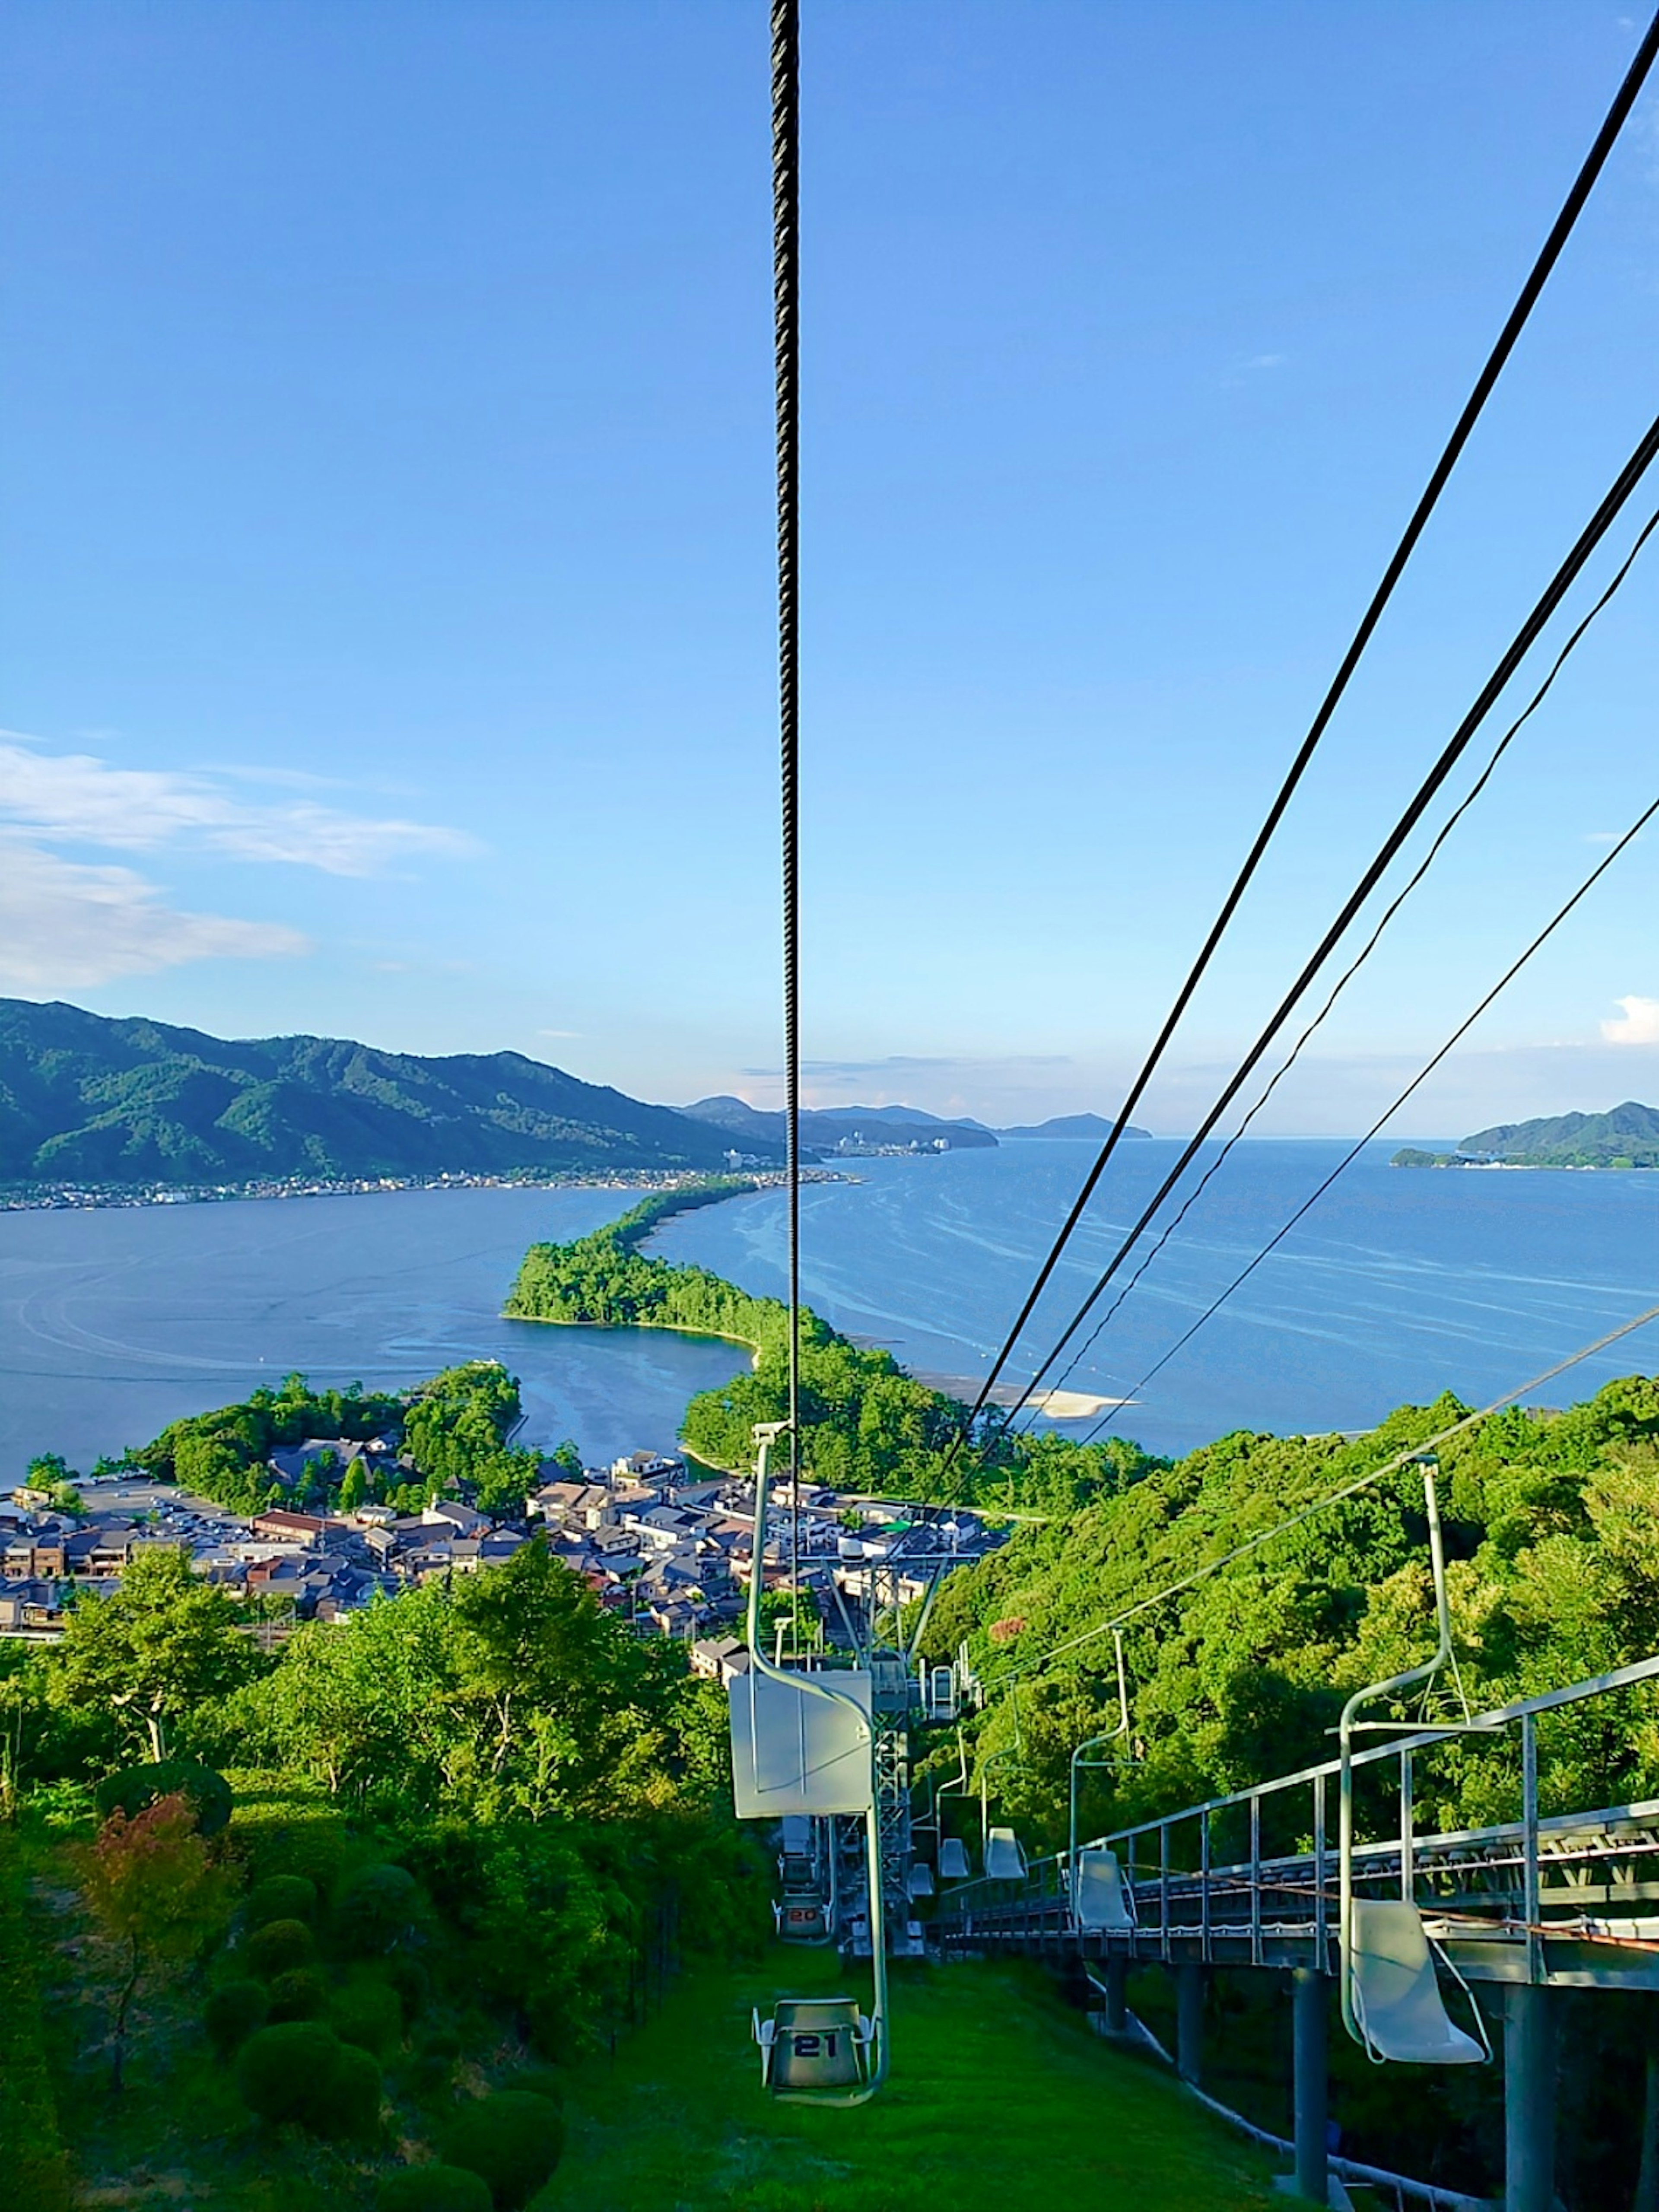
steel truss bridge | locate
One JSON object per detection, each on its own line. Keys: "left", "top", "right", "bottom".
{"left": 933, "top": 1654, "right": 1659, "bottom": 2212}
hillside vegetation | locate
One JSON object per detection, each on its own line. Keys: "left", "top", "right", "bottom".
{"left": 0, "top": 997, "right": 767, "bottom": 1187}
{"left": 920, "top": 1375, "right": 1659, "bottom": 1854}
{"left": 505, "top": 1194, "right": 1154, "bottom": 1510}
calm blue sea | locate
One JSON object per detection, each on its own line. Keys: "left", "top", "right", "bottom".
{"left": 0, "top": 1141, "right": 1654, "bottom": 1478}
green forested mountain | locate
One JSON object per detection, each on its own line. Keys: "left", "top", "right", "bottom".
{"left": 0, "top": 998, "right": 769, "bottom": 1185}
{"left": 1458, "top": 1099, "right": 1659, "bottom": 1167}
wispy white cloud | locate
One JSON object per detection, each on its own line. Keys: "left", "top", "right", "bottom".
{"left": 0, "top": 734, "right": 479, "bottom": 877}
{"left": 1602, "top": 994, "right": 1659, "bottom": 1046}
{"left": 0, "top": 836, "right": 310, "bottom": 989}
{"left": 1240, "top": 352, "right": 1287, "bottom": 371}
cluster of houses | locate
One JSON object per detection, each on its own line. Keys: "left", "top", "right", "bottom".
{"left": 0, "top": 1440, "right": 1004, "bottom": 1648}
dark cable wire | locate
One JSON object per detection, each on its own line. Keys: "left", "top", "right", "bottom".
{"left": 1031, "top": 503, "right": 1659, "bottom": 1415}
{"left": 947, "top": 5, "right": 1659, "bottom": 1462}
{"left": 772, "top": 0, "right": 802, "bottom": 1611}
{"left": 1077, "top": 787, "right": 1659, "bottom": 1446}
{"left": 1006, "top": 410, "right": 1659, "bottom": 1417}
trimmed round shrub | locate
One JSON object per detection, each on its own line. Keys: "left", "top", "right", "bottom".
{"left": 204, "top": 1977, "right": 269, "bottom": 2060}
{"left": 95, "top": 1760, "right": 232, "bottom": 1836}
{"left": 235, "top": 2020, "right": 342, "bottom": 2126}
{"left": 407, "top": 2023, "right": 461, "bottom": 2094}
{"left": 232, "top": 1807, "right": 347, "bottom": 1894}
{"left": 440, "top": 2091, "right": 565, "bottom": 2208}
{"left": 244, "top": 1916, "right": 315, "bottom": 1978}
{"left": 333, "top": 1975, "right": 403, "bottom": 2057}
{"left": 267, "top": 1965, "right": 331, "bottom": 2023}
{"left": 337, "top": 1862, "right": 421, "bottom": 1955}
{"left": 501, "top": 2066, "right": 564, "bottom": 2112}
{"left": 245, "top": 1873, "right": 317, "bottom": 1929}
{"left": 377, "top": 2167, "right": 493, "bottom": 2212}
{"left": 384, "top": 1951, "right": 431, "bottom": 2024}
{"left": 308, "top": 2039, "right": 383, "bottom": 2144}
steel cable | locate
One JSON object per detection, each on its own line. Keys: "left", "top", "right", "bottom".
{"left": 947, "top": 6, "right": 1659, "bottom": 1462}
{"left": 772, "top": 0, "right": 802, "bottom": 1596}
{"left": 1030, "top": 502, "right": 1659, "bottom": 1419}
{"left": 1076, "top": 783, "right": 1659, "bottom": 1443}
{"left": 1003, "top": 408, "right": 1659, "bottom": 1423}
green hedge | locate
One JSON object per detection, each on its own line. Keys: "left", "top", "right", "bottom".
{"left": 0, "top": 1835, "right": 72, "bottom": 2212}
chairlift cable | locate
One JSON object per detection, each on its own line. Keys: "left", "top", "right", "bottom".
{"left": 1026, "top": 502, "right": 1659, "bottom": 1419}
{"left": 1001, "top": 408, "right": 1659, "bottom": 1424}
{"left": 985, "top": 1296, "right": 1659, "bottom": 1694}
{"left": 1076, "top": 783, "right": 1659, "bottom": 1444}
{"left": 773, "top": 0, "right": 803, "bottom": 1611}
{"left": 944, "top": 7, "right": 1659, "bottom": 1466}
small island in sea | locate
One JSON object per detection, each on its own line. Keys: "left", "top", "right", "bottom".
{"left": 1393, "top": 1099, "right": 1659, "bottom": 1171}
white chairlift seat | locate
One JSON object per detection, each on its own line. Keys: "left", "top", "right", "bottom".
{"left": 984, "top": 1826, "right": 1028, "bottom": 1882}
{"left": 907, "top": 1862, "right": 935, "bottom": 1898}
{"left": 1072, "top": 1846, "right": 1135, "bottom": 1932}
{"left": 754, "top": 1997, "right": 874, "bottom": 2102}
{"left": 938, "top": 1837, "right": 972, "bottom": 1881}
{"left": 1348, "top": 1901, "right": 1488, "bottom": 2066}
{"left": 729, "top": 1668, "right": 874, "bottom": 1818}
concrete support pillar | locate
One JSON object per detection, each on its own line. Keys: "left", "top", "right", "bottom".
{"left": 1103, "top": 1953, "right": 1128, "bottom": 2034}
{"left": 1174, "top": 1961, "right": 1205, "bottom": 2086}
{"left": 1505, "top": 1983, "right": 1554, "bottom": 2212}
{"left": 1291, "top": 1968, "right": 1328, "bottom": 2210}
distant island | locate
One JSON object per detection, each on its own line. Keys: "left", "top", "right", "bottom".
{"left": 997, "top": 1111, "right": 1153, "bottom": 1141}
{"left": 1392, "top": 1100, "right": 1659, "bottom": 1171}
{"left": 0, "top": 998, "right": 781, "bottom": 1192}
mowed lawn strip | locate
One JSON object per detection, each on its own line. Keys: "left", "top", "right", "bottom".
{"left": 542, "top": 1943, "right": 1290, "bottom": 2212}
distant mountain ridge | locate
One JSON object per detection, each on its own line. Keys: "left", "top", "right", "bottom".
{"left": 1392, "top": 1100, "right": 1659, "bottom": 1171}
{"left": 681, "top": 1096, "right": 998, "bottom": 1154}
{"left": 0, "top": 999, "right": 771, "bottom": 1186}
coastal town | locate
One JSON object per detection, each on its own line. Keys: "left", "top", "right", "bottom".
{"left": 0, "top": 1433, "right": 1005, "bottom": 1656}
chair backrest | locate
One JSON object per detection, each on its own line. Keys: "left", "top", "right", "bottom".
{"left": 938, "top": 1837, "right": 971, "bottom": 1881}
{"left": 769, "top": 1998, "right": 867, "bottom": 2090}
{"left": 1072, "top": 1846, "right": 1134, "bottom": 1932}
{"left": 984, "top": 1826, "right": 1028, "bottom": 1881}
{"left": 908, "top": 1862, "right": 935, "bottom": 1898}
{"left": 1349, "top": 1901, "right": 1485, "bottom": 2066}
{"left": 730, "top": 1669, "right": 874, "bottom": 1818}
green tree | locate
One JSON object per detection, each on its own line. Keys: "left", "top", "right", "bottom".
{"left": 83, "top": 1793, "right": 235, "bottom": 2088}
{"left": 51, "top": 1548, "right": 257, "bottom": 1761}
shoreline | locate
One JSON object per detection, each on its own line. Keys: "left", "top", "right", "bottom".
{"left": 0, "top": 1165, "right": 845, "bottom": 1217}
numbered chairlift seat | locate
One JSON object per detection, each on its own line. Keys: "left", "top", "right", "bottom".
{"left": 1348, "top": 1901, "right": 1488, "bottom": 2066}
{"left": 1072, "top": 1846, "right": 1135, "bottom": 1933}
{"left": 984, "top": 1826, "right": 1028, "bottom": 1882}
{"left": 938, "top": 1837, "right": 972, "bottom": 1882}
{"left": 754, "top": 1997, "right": 875, "bottom": 2103}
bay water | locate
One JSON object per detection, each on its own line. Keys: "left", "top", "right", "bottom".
{"left": 1, "top": 1140, "right": 1656, "bottom": 1479}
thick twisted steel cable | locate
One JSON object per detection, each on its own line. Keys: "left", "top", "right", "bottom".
{"left": 1030, "top": 502, "right": 1659, "bottom": 1419}
{"left": 945, "top": 6, "right": 1659, "bottom": 1465}
{"left": 772, "top": 0, "right": 804, "bottom": 1597}
{"left": 1002, "top": 407, "right": 1659, "bottom": 1423}
{"left": 1076, "top": 783, "right": 1659, "bottom": 1446}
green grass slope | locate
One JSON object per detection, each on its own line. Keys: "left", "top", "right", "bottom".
{"left": 538, "top": 1943, "right": 1287, "bottom": 2212}
{"left": 0, "top": 997, "right": 769, "bottom": 1185}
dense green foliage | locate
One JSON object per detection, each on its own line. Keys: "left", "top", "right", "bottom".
{"left": 378, "top": 2166, "right": 495, "bottom": 2212}
{"left": 204, "top": 1978, "right": 270, "bottom": 2058}
{"left": 133, "top": 1363, "right": 535, "bottom": 1518}
{"left": 920, "top": 1376, "right": 1659, "bottom": 1858}
{"left": 0, "top": 1833, "right": 73, "bottom": 2212}
{"left": 507, "top": 1204, "right": 1158, "bottom": 1510}
{"left": 95, "top": 1756, "right": 233, "bottom": 1834}
{"left": 1394, "top": 1097, "right": 1659, "bottom": 1169}
{"left": 440, "top": 2089, "right": 566, "bottom": 2206}
{"left": 0, "top": 995, "right": 769, "bottom": 1185}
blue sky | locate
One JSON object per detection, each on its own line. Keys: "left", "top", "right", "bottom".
{"left": 2, "top": 0, "right": 1656, "bottom": 1135}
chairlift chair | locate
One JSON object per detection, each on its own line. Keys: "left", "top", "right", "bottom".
{"left": 907, "top": 1862, "right": 935, "bottom": 1899}
{"left": 1071, "top": 1846, "right": 1136, "bottom": 1934}
{"left": 938, "top": 1837, "right": 972, "bottom": 1881}
{"left": 984, "top": 1825, "right": 1028, "bottom": 1882}
{"left": 753, "top": 1996, "right": 877, "bottom": 2104}
{"left": 1338, "top": 1457, "right": 1491, "bottom": 2069}
{"left": 1068, "top": 1629, "right": 1134, "bottom": 1929}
